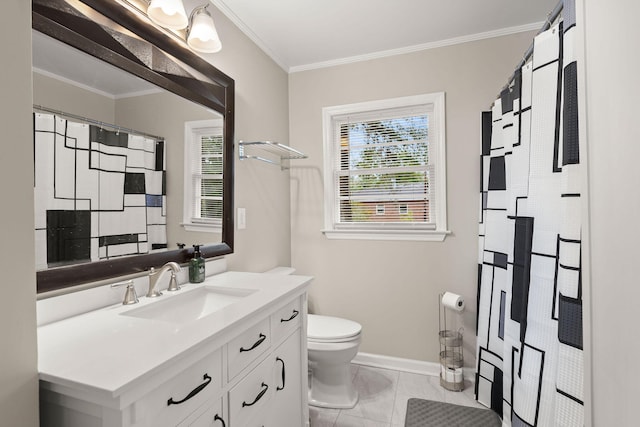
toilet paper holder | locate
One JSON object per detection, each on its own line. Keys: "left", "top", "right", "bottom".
{"left": 438, "top": 292, "right": 464, "bottom": 392}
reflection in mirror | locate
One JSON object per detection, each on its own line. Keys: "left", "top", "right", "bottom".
{"left": 33, "top": 0, "right": 234, "bottom": 293}
{"left": 33, "top": 30, "right": 224, "bottom": 271}
{"left": 33, "top": 108, "right": 168, "bottom": 270}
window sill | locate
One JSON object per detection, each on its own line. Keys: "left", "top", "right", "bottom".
{"left": 322, "top": 229, "right": 451, "bottom": 242}
{"left": 182, "top": 223, "right": 222, "bottom": 233}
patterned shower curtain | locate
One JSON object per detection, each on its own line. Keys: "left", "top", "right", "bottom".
{"left": 476, "top": 1, "right": 584, "bottom": 426}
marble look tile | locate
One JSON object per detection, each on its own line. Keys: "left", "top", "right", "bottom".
{"left": 309, "top": 365, "right": 485, "bottom": 427}
{"left": 391, "top": 372, "right": 445, "bottom": 425}
{"left": 310, "top": 406, "right": 340, "bottom": 427}
{"left": 396, "top": 372, "right": 445, "bottom": 400}
{"left": 442, "top": 380, "right": 486, "bottom": 409}
{"left": 334, "top": 413, "right": 390, "bottom": 427}
{"left": 341, "top": 366, "right": 399, "bottom": 424}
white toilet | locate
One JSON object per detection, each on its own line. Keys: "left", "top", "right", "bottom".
{"left": 307, "top": 314, "right": 362, "bottom": 409}
{"left": 263, "top": 267, "right": 362, "bottom": 408}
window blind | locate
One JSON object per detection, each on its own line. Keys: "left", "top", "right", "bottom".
{"left": 331, "top": 107, "right": 435, "bottom": 229}
{"left": 191, "top": 132, "right": 223, "bottom": 224}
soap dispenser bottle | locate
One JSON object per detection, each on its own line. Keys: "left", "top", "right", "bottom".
{"left": 189, "top": 244, "right": 205, "bottom": 283}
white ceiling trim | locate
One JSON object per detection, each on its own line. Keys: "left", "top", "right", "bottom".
{"left": 114, "top": 88, "right": 164, "bottom": 100}
{"left": 289, "top": 21, "right": 544, "bottom": 73}
{"left": 33, "top": 67, "right": 163, "bottom": 100}
{"left": 33, "top": 67, "right": 117, "bottom": 100}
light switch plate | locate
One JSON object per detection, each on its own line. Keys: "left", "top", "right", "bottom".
{"left": 237, "top": 207, "right": 246, "bottom": 229}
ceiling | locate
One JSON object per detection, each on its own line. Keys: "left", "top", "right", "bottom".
{"left": 210, "top": 0, "right": 560, "bottom": 72}
{"left": 32, "top": 30, "right": 159, "bottom": 98}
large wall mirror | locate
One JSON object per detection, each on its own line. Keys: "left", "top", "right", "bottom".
{"left": 33, "top": 0, "right": 235, "bottom": 294}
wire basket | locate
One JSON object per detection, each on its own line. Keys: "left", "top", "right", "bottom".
{"left": 439, "top": 329, "right": 463, "bottom": 347}
{"left": 439, "top": 293, "right": 464, "bottom": 391}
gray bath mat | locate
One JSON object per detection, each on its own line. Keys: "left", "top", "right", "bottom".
{"left": 405, "top": 398, "right": 501, "bottom": 427}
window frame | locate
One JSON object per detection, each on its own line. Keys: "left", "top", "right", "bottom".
{"left": 182, "top": 119, "right": 224, "bottom": 233}
{"left": 322, "top": 93, "right": 449, "bottom": 241}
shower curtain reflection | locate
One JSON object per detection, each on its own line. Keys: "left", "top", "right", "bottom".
{"left": 34, "top": 112, "right": 167, "bottom": 270}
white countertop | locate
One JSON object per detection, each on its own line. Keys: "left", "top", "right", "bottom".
{"left": 37, "top": 271, "right": 311, "bottom": 405}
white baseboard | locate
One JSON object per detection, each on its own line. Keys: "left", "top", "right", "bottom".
{"left": 352, "top": 352, "right": 475, "bottom": 382}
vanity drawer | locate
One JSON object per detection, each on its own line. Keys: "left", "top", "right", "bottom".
{"left": 270, "top": 297, "right": 302, "bottom": 344}
{"left": 228, "top": 355, "right": 274, "bottom": 427}
{"left": 177, "top": 397, "right": 225, "bottom": 427}
{"left": 227, "top": 318, "right": 271, "bottom": 380}
{"left": 138, "top": 349, "right": 222, "bottom": 426}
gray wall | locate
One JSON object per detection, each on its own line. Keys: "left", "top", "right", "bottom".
{"left": 579, "top": 0, "right": 640, "bottom": 425}
{"left": 115, "top": 91, "right": 222, "bottom": 249}
{"left": 0, "top": 0, "right": 38, "bottom": 425}
{"left": 33, "top": 72, "right": 115, "bottom": 122}
{"left": 288, "top": 32, "right": 536, "bottom": 365}
{"left": 202, "top": 7, "right": 293, "bottom": 273}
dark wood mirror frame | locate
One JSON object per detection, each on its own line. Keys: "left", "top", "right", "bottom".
{"left": 33, "top": 0, "right": 235, "bottom": 294}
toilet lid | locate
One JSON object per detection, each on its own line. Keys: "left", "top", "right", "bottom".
{"left": 307, "top": 314, "right": 362, "bottom": 341}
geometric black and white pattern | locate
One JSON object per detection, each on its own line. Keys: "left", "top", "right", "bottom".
{"left": 34, "top": 113, "right": 167, "bottom": 270}
{"left": 476, "top": 2, "right": 584, "bottom": 425}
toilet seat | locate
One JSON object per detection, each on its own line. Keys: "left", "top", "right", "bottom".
{"left": 308, "top": 314, "right": 361, "bottom": 343}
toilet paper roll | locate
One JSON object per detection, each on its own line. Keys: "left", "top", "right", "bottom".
{"left": 442, "top": 292, "right": 465, "bottom": 312}
{"left": 442, "top": 366, "right": 463, "bottom": 383}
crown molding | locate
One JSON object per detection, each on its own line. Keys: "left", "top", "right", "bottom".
{"left": 290, "top": 21, "right": 544, "bottom": 73}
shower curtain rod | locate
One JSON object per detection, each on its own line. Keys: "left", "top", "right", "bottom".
{"left": 499, "top": 0, "right": 564, "bottom": 95}
{"left": 33, "top": 104, "right": 164, "bottom": 141}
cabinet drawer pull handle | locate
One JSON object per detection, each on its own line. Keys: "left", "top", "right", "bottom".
{"left": 242, "top": 382, "right": 268, "bottom": 407}
{"left": 280, "top": 309, "right": 299, "bottom": 323}
{"left": 213, "top": 413, "right": 226, "bottom": 426}
{"left": 276, "top": 357, "right": 286, "bottom": 391}
{"left": 166, "top": 373, "right": 212, "bottom": 406}
{"left": 240, "top": 333, "right": 266, "bottom": 352}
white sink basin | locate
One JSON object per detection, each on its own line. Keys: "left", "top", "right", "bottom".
{"left": 121, "top": 286, "right": 256, "bottom": 324}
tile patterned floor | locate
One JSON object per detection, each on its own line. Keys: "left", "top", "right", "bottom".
{"left": 309, "top": 364, "right": 485, "bottom": 427}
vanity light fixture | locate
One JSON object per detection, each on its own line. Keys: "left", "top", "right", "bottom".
{"left": 146, "top": 0, "right": 222, "bottom": 53}
{"left": 187, "top": 5, "right": 222, "bottom": 53}
{"left": 147, "top": 0, "right": 189, "bottom": 30}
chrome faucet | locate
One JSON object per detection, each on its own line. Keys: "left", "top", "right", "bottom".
{"left": 147, "top": 262, "right": 181, "bottom": 297}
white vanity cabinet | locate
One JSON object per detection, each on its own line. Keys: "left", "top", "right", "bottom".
{"left": 228, "top": 297, "right": 304, "bottom": 427}
{"left": 177, "top": 398, "right": 225, "bottom": 427}
{"left": 138, "top": 349, "right": 223, "bottom": 426}
{"left": 228, "top": 332, "right": 302, "bottom": 427}
{"left": 39, "top": 348, "right": 227, "bottom": 427}
{"left": 269, "top": 330, "right": 303, "bottom": 426}
{"left": 268, "top": 297, "right": 304, "bottom": 426}
{"left": 227, "top": 318, "right": 272, "bottom": 381}
{"left": 38, "top": 272, "right": 311, "bottom": 427}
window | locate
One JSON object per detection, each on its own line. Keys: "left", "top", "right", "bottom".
{"left": 322, "top": 93, "right": 449, "bottom": 241}
{"left": 183, "top": 119, "right": 224, "bottom": 232}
